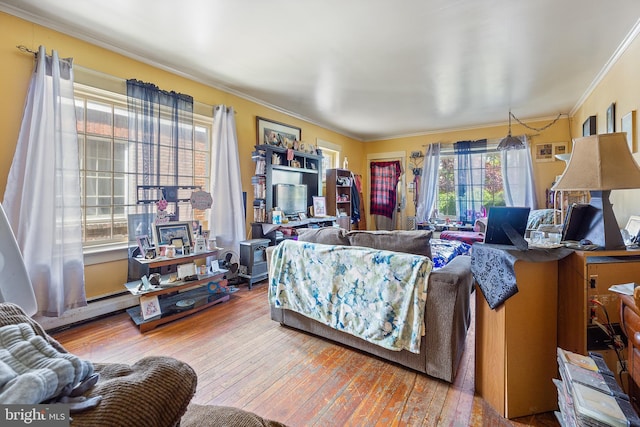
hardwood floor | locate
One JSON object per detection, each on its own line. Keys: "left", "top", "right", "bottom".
{"left": 52, "top": 283, "right": 559, "bottom": 426}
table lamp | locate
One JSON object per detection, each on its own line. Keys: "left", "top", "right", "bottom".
{"left": 552, "top": 132, "right": 640, "bottom": 249}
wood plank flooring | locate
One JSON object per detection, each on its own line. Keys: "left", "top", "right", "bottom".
{"left": 52, "top": 283, "right": 559, "bottom": 426}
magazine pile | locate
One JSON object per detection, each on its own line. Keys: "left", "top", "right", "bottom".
{"left": 555, "top": 348, "right": 640, "bottom": 427}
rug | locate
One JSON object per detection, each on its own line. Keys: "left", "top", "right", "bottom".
{"left": 181, "top": 404, "right": 287, "bottom": 427}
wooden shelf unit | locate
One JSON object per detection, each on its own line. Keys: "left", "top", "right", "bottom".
{"left": 125, "top": 250, "right": 229, "bottom": 332}
{"left": 326, "top": 168, "right": 352, "bottom": 230}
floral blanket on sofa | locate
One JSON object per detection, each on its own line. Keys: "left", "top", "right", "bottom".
{"left": 269, "top": 239, "right": 432, "bottom": 353}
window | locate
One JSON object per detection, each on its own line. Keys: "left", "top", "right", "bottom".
{"left": 316, "top": 139, "right": 340, "bottom": 182}
{"left": 75, "top": 84, "right": 211, "bottom": 248}
{"left": 436, "top": 146, "right": 505, "bottom": 221}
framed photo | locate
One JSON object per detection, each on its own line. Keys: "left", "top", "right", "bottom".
{"left": 298, "top": 212, "right": 307, "bottom": 220}
{"left": 534, "top": 143, "right": 554, "bottom": 162}
{"left": 136, "top": 235, "right": 153, "bottom": 256}
{"left": 153, "top": 221, "right": 193, "bottom": 248}
{"left": 621, "top": 110, "right": 636, "bottom": 153}
{"left": 553, "top": 142, "right": 568, "bottom": 156}
{"left": 312, "top": 196, "right": 327, "bottom": 217}
{"left": 140, "top": 294, "right": 161, "bottom": 320}
{"left": 582, "top": 115, "right": 597, "bottom": 136}
{"left": 256, "top": 116, "right": 302, "bottom": 148}
{"left": 606, "top": 102, "right": 616, "bottom": 133}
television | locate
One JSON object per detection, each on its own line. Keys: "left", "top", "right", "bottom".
{"left": 483, "top": 206, "right": 531, "bottom": 248}
{"left": 273, "top": 184, "right": 308, "bottom": 216}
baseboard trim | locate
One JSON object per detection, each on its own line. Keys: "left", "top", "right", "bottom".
{"left": 35, "top": 293, "right": 138, "bottom": 333}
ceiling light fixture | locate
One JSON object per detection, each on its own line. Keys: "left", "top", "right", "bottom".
{"left": 497, "top": 111, "right": 524, "bottom": 150}
{"left": 497, "top": 111, "right": 565, "bottom": 151}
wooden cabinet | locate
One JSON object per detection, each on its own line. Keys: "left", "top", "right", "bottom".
{"left": 251, "top": 144, "right": 322, "bottom": 222}
{"left": 125, "top": 250, "right": 228, "bottom": 332}
{"left": 326, "top": 168, "right": 352, "bottom": 230}
{"left": 621, "top": 294, "right": 640, "bottom": 412}
{"left": 475, "top": 258, "right": 560, "bottom": 418}
{"left": 558, "top": 249, "right": 640, "bottom": 382}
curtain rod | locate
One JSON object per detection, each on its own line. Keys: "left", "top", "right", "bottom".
{"left": 16, "top": 45, "right": 232, "bottom": 114}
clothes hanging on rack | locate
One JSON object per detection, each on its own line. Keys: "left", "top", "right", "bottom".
{"left": 352, "top": 174, "right": 366, "bottom": 230}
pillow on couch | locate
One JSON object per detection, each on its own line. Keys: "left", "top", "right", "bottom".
{"left": 296, "top": 227, "right": 349, "bottom": 245}
{"left": 346, "top": 230, "right": 433, "bottom": 259}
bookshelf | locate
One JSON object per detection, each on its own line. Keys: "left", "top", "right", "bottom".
{"left": 326, "top": 168, "right": 352, "bottom": 230}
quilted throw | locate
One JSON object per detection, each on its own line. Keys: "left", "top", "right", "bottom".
{"left": 269, "top": 240, "right": 432, "bottom": 353}
{"left": 0, "top": 323, "right": 94, "bottom": 404}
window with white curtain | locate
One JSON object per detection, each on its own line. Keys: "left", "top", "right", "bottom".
{"left": 74, "top": 84, "right": 211, "bottom": 248}
{"left": 436, "top": 144, "right": 505, "bottom": 221}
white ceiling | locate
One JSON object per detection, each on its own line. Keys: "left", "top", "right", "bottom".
{"left": 3, "top": 0, "right": 640, "bottom": 141}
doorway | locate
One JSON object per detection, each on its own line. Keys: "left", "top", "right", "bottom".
{"left": 367, "top": 152, "right": 406, "bottom": 230}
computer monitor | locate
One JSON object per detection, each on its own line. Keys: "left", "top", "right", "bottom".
{"left": 483, "top": 206, "right": 531, "bottom": 248}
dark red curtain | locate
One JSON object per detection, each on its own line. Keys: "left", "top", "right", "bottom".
{"left": 370, "top": 161, "right": 401, "bottom": 218}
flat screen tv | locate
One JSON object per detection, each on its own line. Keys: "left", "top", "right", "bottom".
{"left": 273, "top": 184, "right": 308, "bottom": 216}
{"left": 483, "top": 206, "right": 531, "bottom": 248}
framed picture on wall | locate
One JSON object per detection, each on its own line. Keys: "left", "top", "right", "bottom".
{"left": 582, "top": 115, "right": 597, "bottom": 136}
{"left": 256, "top": 116, "right": 302, "bottom": 148}
{"left": 553, "top": 142, "right": 568, "bottom": 156}
{"left": 621, "top": 110, "right": 637, "bottom": 153}
{"left": 534, "top": 143, "right": 553, "bottom": 162}
{"left": 607, "top": 103, "right": 616, "bottom": 133}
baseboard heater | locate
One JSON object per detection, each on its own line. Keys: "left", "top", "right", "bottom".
{"left": 35, "top": 291, "right": 139, "bottom": 333}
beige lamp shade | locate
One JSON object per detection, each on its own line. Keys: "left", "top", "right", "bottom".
{"left": 552, "top": 132, "right": 640, "bottom": 191}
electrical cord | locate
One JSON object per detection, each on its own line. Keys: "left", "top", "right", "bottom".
{"left": 590, "top": 298, "right": 627, "bottom": 374}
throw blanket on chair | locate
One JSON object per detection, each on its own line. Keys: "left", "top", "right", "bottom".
{"left": 269, "top": 240, "right": 432, "bottom": 353}
{"left": 0, "top": 323, "right": 94, "bottom": 404}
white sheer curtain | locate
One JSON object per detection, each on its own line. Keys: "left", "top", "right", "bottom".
{"left": 209, "top": 106, "right": 245, "bottom": 255}
{"left": 3, "top": 46, "right": 86, "bottom": 317}
{"left": 501, "top": 136, "right": 538, "bottom": 208}
{"left": 416, "top": 143, "right": 440, "bottom": 222}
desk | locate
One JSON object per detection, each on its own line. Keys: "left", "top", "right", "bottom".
{"left": 473, "top": 244, "right": 572, "bottom": 418}
{"left": 251, "top": 217, "right": 337, "bottom": 245}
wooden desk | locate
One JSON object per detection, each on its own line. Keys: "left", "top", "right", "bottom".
{"left": 475, "top": 257, "right": 559, "bottom": 418}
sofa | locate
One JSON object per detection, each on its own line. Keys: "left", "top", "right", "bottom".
{"left": 267, "top": 228, "right": 473, "bottom": 383}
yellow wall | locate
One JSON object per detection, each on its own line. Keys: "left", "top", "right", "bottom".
{"left": 0, "top": 12, "right": 363, "bottom": 298}
{"left": 2, "top": 10, "right": 639, "bottom": 299}
{"left": 570, "top": 32, "right": 640, "bottom": 227}
{"left": 364, "top": 118, "right": 573, "bottom": 216}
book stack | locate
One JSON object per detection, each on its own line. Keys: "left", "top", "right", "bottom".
{"left": 555, "top": 347, "right": 640, "bottom": 427}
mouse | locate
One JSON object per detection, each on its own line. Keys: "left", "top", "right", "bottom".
{"left": 579, "top": 239, "right": 593, "bottom": 246}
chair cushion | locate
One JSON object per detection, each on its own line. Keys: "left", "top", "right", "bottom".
{"left": 181, "top": 404, "right": 287, "bottom": 427}
{"left": 346, "top": 230, "right": 433, "bottom": 259}
{"left": 296, "top": 227, "right": 349, "bottom": 246}
{"left": 72, "top": 356, "right": 197, "bottom": 427}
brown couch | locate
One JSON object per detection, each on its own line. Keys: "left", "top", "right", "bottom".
{"left": 267, "top": 228, "right": 473, "bottom": 383}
